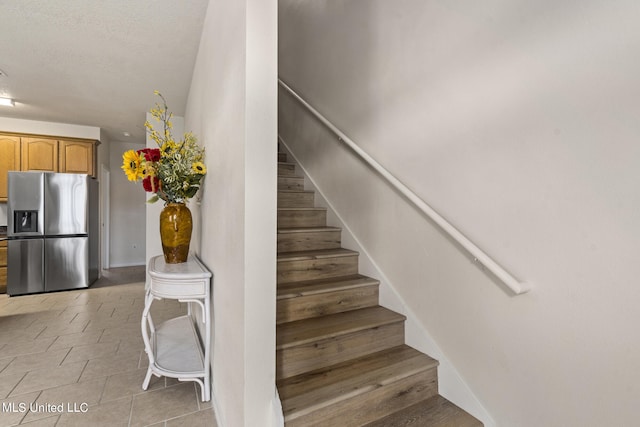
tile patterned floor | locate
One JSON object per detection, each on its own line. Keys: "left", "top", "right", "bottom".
{"left": 0, "top": 267, "right": 217, "bottom": 427}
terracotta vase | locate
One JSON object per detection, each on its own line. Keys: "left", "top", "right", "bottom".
{"left": 159, "top": 202, "right": 192, "bottom": 264}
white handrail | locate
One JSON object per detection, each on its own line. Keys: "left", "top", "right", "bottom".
{"left": 278, "top": 78, "right": 530, "bottom": 295}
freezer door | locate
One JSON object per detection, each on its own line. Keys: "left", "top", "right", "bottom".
{"left": 45, "top": 173, "right": 89, "bottom": 236}
{"left": 7, "top": 239, "right": 45, "bottom": 296}
{"left": 7, "top": 172, "right": 44, "bottom": 237}
{"left": 45, "top": 237, "right": 90, "bottom": 292}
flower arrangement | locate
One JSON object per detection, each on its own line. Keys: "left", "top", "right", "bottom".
{"left": 121, "top": 91, "right": 206, "bottom": 204}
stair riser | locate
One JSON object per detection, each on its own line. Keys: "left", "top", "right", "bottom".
{"left": 276, "top": 321, "right": 404, "bottom": 380}
{"left": 277, "top": 285, "right": 379, "bottom": 324}
{"left": 278, "top": 210, "right": 326, "bottom": 228}
{"left": 277, "top": 230, "right": 341, "bottom": 253}
{"left": 286, "top": 368, "right": 438, "bottom": 427}
{"left": 278, "top": 192, "right": 314, "bottom": 208}
{"left": 277, "top": 255, "right": 357, "bottom": 284}
{"left": 278, "top": 152, "right": 287, "bottom": 162}
{"left": 278, "top": 177, "right": 304, "bottom": 190}
{"left": 279, "top": 163, "right": 297, "bottom": 176}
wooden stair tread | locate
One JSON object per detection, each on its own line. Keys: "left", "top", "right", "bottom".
{"left": 277, "top": 306, "right": 405, "bottom": 349}
{"left": 277, "top": 274, "right": 379, "bottom": 299}
{"left": 278, "top": 345, "right": 438, "bottom": 421}
{"left": 277, "top": 226, "right": 341, "bottom": 234}
{"left": 363, "top": 395, "right": 483, "bottom": 427}
{"left": 277, "top": 248, "right": 358, "bottom": 262}
{"left": 278, "top": 176, "right": 304, "bottom": 180}
{"left": 277, "top": 176, "right": 304, "bottom": 180}
{"left": 278, "top": 189, "right": 315, "bottom": 194}
{"left": 278, "top": 207, "right": 326, "bottom": 211}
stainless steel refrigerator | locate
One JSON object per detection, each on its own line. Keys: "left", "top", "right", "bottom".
{"left": 7, "top": 172, "right": 99, "bottom": 296}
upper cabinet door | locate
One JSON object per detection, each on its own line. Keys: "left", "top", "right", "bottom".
{"left": 0, "top": 134, "right": 21, "bottom": 201}
{"left": 59, "top": 140, "right": 95, "bottom": 176}
{"left": 22, "top": 138, "right": 59, "bottom": 172}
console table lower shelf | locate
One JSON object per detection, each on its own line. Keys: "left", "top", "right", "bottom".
{"left": 144, "top": 315, "right": 205, "bottom": 379}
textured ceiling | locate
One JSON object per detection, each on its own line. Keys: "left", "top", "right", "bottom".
{"left": 0, "top": 0, "right": 209, "bottom": 142}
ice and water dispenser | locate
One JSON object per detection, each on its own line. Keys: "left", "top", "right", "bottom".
{"left": 13, "top": 211, "right": 39, "bottom": 234}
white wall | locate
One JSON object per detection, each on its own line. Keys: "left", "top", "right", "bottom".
{"left": 279, "top": 1, "right": 640, "bottom": 426}
{"left": 98, "top": 129, "right": 111, "bottom": 270}
{"left": 185, "top": 0, "right": 278, "bottom": 426}
{"left": 109, "top": 140, "right": 146, "bottom": 267}
{"left": 0, "top": 117, "right": 101, "bottom": 140}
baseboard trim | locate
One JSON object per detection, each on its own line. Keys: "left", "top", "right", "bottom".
{"left": 107, "top": 261, "right": 146, "bottom": 268}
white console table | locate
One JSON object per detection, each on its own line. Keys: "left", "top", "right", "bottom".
{"left": 141, "top": 255, "right": 212, "bottom": 401}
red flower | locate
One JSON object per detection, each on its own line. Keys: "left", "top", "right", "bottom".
{"left": 142, "top": 176, "right": 161, "bottom": 193}
{"left": 137, "top": 148, "right": 161, "bottom": 162}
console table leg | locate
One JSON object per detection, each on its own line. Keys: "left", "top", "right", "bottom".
{"left": 142, "top": 367, "right": 153, "bottom": 390}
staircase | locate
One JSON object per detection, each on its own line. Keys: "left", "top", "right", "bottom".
{"left": 276, "top": 149, "right": 483, "bottom": 426}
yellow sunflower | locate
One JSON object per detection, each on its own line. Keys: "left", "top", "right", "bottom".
{"left": 192, "top": 161, "right": 207, "bottom": 174}
{"left": 121, "top": 150, "right": 143, "bottom": 181}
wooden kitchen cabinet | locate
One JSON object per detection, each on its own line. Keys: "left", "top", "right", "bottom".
{"left": 21, "top": 137, "right": 59, "bottom": 172}
{"left": 59, "top": 140, "right": 95, "bottom": 176}
{"left": 0, "top": 134, "right": 21, "bottom": 201}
